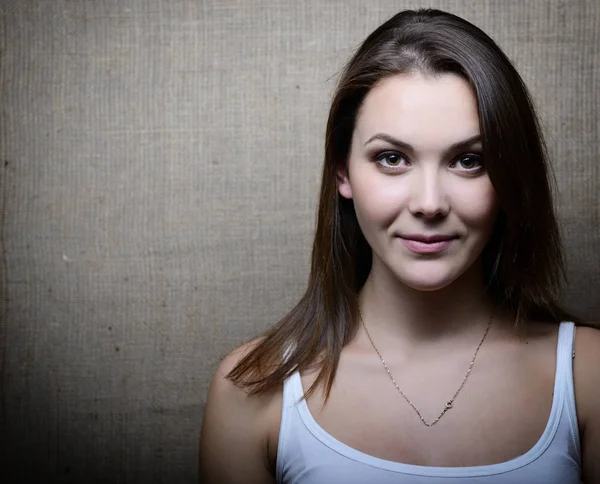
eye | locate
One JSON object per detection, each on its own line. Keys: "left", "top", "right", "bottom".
{"left": 452, "top": 153, "right": 484, "bottom": 172}
{"left": 374, "top": 151, "right": 409, "bottom": 169}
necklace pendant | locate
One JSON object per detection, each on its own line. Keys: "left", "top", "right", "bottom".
{"left": 445, "top": 400, "right": 453, "bottom": 409}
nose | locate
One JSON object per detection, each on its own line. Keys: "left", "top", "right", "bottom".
{"left": 408, "top": 168, "right": 450, "bottom": 219}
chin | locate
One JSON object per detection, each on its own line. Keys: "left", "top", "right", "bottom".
{"left": 372, "top": 253, "right": 481, "bottom": 293}
{"left": 401, "top": 277, "right": 457, "bottom": 292}
{"left": 392, "top": 265, "right": 466, "bottom": 292}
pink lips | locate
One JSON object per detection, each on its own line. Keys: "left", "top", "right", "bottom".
{"left": 398, "top": 234, "right": 457, "bottom": 254}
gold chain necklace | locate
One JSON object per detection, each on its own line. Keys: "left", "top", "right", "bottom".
{"left": 359, "top": 310, "right": 492, "bottom": 427}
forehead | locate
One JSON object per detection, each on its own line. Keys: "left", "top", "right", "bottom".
{"left": 353, "top": 73, "right": 481, "bottom": 150}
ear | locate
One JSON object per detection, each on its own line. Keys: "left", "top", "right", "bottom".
{"left": 337, "top": 167, "right": 353, "bottom": 199}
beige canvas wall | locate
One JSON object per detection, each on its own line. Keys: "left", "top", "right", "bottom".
{"left": 1, "top": 0, "right": 598, "bottom": 482}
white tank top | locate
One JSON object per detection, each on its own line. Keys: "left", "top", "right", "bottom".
{"left": 276, "top": 322, "right": 581, "bottom": 483}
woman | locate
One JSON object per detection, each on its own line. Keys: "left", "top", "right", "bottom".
{"left": 200, "top": 9, "right": 599, "bottom": 483}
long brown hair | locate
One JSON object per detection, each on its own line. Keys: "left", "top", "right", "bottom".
{"left": 227, "top": 8, "right": 579, "bottom": 399}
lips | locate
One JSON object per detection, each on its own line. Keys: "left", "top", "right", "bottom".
{"left": 397, "top": 234, "right": 458, "bottom": 254}
{"left": 399, "top": 234, "right": 458, "bottom": 243}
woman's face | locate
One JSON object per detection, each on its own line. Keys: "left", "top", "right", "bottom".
{"left": 338, "top": 72, "right": 499, "bottom": 291}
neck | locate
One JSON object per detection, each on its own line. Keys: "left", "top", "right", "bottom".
{"left": 358, "top": 258, "right": 501, "bottom": 347}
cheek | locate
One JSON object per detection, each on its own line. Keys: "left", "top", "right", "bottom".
{"left": 350, "top": 175, "right": 408, "bottom": 228}
{"left": 452, "top": 180, "right": 499, "bottom": 229}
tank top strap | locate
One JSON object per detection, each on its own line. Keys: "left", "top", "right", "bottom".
{"left": 557, "top": 321, "right": 576, "bottom": 358}
{"left": 277, "top": 345, "right": 300, "bottom": 483}
{"left": 556, "top": 321, "right": 576, "bottom": 385}
{"left": 555, "top": 321, "right": 581, "bottom": 465}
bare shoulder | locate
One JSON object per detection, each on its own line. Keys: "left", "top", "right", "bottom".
{"left": 199, "top": 338, "right": 282, "bottom": 484}
{"left": 209, "top": 337, "right": 283, "bottom": 416}
{"left": 573, "top": 324, "right": 600, "bottom": 483}
{"left": 204, "top": 338, "right": 263, "bottom": 407}
{"left": 215, "top": 337, "right": 265, "bottom": 383}
{"left": 574, "top": 324, "right": 600, "bottom": 420}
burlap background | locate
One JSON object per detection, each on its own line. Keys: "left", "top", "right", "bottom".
{"left": 0, "top": 0, "right": 598, "bottom": 482}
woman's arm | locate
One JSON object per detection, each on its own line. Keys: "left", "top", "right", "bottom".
{"left": 199, "top": 343, "right": 277, "bottom": 484}
{"left": 574, "top": 325, "right": 600, "bottom": 483}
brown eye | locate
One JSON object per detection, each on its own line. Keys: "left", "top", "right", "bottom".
{"left": 375, "top": 152, "right": 408, "bottom": 169}
{"left": 454, "top": 153, "right": 484, "bottom": 172}
{"left": 383, "top": 154, "right": 401, "bottom": 165}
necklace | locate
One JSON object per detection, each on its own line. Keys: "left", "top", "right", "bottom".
{"left": 359, "top": 310, "right": 493, "bottom": 427}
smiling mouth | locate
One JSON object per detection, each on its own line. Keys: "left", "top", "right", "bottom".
{"left": 399, "top": 234, "right": 459, "bottom": 243}
{"left": 398, "top": 235, "right": 458, "bottom": 254}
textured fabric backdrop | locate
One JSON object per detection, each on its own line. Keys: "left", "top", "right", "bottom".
{"left": 0, "top": 0, "right": 598, "bottom": 482}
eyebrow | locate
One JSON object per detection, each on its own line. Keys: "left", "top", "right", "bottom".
{"left": 364, "top": 133, "right": 482, "bottom": 153}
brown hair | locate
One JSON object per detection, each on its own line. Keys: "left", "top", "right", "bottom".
{"left": 227, "top": 8, "right": 579, "bottom": 398}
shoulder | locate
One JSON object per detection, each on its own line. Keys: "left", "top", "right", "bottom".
{"left": 573, "top": 324, "right": 600, "bottom": 420}
{"left": 214, "top": 337, "right": 265, "bottom": 386}
{"left": 200, "top": 339, "right": 282, "bottom": 483}
{"left": 205, "top": 337, "right": 282, "bottom": 425}
{"left": 573, "top": 323, "right": 600, "bottom": 482}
